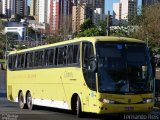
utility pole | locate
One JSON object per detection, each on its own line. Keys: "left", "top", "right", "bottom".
{"left": 106, "top": 11, "right": 110, "bottom": 36}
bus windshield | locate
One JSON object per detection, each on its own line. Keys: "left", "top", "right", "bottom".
{"left": 96, "top": 42, "right": 153, "bottom": 94}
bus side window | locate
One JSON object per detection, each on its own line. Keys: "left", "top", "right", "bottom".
{"left": 49, "top": 49, "right": 54, "bottom": 66}
{"left": 25, "top": 52, "right": 33, "bottom": 68}
{"left": 12, "top": 55, "right": 17, "bottom": 69}
{"left": 34, "top": 51, "right": 39, "bottom": 67}
{"left": 25, "top": 53, "right": 29, "bottom": 68}
{"left": 8, "top": 55, "right": 12, "bottom": 69}
{"left": 38, "top": 51, "right": 43, "bottom": 66}
{"left": 44, "top": 49, "right": 49, "bottom": 66}
{"left": 67, "top": 45, "right": 73, "bottom": 64}
{"left": 54, "top": 48, "right": 58, "bottom": 65}
{"left": 82, "top": 42, "right": 96, "bottom": 91}
{"left": 17, "top": 54, "right": 25, "bottom": 69}
{"left": 29, "top": 52, "right": 34, "bottom": 68}
{"left": 73, "top": 45, "right": 80, "bottom": 64}
{"left": 58, "top": 46, "right": 67, "bottom": 65}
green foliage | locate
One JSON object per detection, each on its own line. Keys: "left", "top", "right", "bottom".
{"left": 14, "top": 14, "right": 23, "bottom": 22}
{"left": 78, "top": 27, "right": 103, "bottom": 37}
{"left": 80, "top": 19, "right": 94, "bottom": 32}
{"left": 78, "top": 19, "right": 107, "bottom": 37}
{"left": 45, "top": 35, "right": 62, "bottom": 44}
{"left": 0, "top": 34, "right": 5, "bottom": 59}
{"left": 0, "top": 19, "right": 4, "bottom": 31}
{"left": 98, "top": 20, "right": 107, "bottom": 35}
{"left": 28, "top": 27, "right": 35, "bottom": 34}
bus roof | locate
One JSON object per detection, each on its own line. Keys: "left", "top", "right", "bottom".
{"left": 9, "top": 36, "right": 144, "bottom": 54}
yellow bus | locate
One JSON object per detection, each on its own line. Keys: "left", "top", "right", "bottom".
{"left": 7, "top": 36, "right": 154, "bottom": 116}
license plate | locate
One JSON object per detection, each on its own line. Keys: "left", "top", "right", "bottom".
{"left": 124, "top": 107, "right": 134, "bottom": 111}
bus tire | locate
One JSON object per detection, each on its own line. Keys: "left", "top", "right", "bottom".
{"left": 26, "top": 92, "right": 33, "bottom": 110}
{"left": 18, "top": 92, "right": 26, "bottom": 109}
{"left": 76, "top": 96, "right": 82, "bottom": 117}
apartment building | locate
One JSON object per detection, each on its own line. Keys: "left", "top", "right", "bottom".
{"left": 16, "top": 0, "right": 28, "bottom": 16}
{"left": 49, "top": 0, "right": 72, "bottom": 34}
{"left": 2, "top": 0, "right": 28, "bottom": 18}
{"left": 72, "top": 0, "right": 105, "bottom": 33}
{"left": 113, "top": 0, "right": 137, "bottom": 25}
{"left": 30, "top": 0, "right": 39, "bottom": 16}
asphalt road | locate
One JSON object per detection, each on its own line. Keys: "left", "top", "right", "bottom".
{"left": 0, "top": 69, "right": 6, "bottom": 94}
{"left": 1, "top": 69, "right": 160, "bottom": 120}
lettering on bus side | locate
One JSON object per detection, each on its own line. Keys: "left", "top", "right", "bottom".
{"left": 64, "top": 71, "right": 73, "bottom": 78}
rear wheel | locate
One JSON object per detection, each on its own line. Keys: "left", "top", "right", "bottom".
{"left": 26, "top": 92, "right": 33, "bottom": 110}
{"left": 18, "top": 92, "right": 25, "bottom": 109}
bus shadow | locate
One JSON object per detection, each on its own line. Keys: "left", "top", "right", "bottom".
{"left": 33, "top": 105, "right": 122, "bottom": 119}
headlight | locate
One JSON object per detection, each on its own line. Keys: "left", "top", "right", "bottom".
{"left": 99, "top": 98, "right": 115, "bottom": 104}
{"left": 143, "top": 98, "right": 153, "bottom": 103}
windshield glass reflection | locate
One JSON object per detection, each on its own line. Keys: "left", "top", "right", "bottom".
{"left": 96, "top": 43, "right": 153, "bottom": 93}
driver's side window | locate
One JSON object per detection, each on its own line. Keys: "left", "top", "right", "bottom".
{"left": 82, "top": 42, "right": 96, "bottom": 91}
{"left": 82, "top": 42, "right": 94, "bottom": 68}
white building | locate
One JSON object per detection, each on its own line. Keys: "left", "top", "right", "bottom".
{"left": 38, "top": 0, "right": 49, "bottom": 23}
{"left": 113, "top": 0, "right": 137, "bottom": 25}
{"left": 2, "top": 0, "right": 29, "bottom": 18}
{"left": 113, "top": 3, "right": 121, "bottom": 26}
{"left": 93, "top": 8, "right": 105, "bottom": 25}
{"left": 2, "top": 0, "right": 16, "bottom": 17}
{"left": 30, "top": 0, "right": 39, "bottom": 16}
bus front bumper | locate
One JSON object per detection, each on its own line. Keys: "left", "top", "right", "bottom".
{"left": 96, "top": 103, "right": 154, "bottom": 114}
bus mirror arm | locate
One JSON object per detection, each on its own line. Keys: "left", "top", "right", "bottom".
{"left": 89, "top": 57, "right": 97, "bottom": 73}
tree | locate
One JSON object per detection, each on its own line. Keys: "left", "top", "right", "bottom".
{"left": 78, "top": 27, "right": 103, "bottom": 37}
{"left": 13, "top": 14, "right": 23, "bottom": 22}
{"left": 77, "top": 19, "right": 105, "bottom": 37}
{"left": 79, "top": 19, "right": 94, "bottom": 32}
{"left": 128, "top": 5, "right": 160, "bottom": 47}
{"left": 0, "top": 34, "right": 5, "bottom": 59}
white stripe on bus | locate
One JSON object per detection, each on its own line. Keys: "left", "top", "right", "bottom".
{"left": 15, "top": 97, "right": 69, "bottom": 110}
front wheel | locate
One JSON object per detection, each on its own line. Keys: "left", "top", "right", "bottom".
{"left": 26, "top": 92, "right": 33, "bottom": 110}
{"left": 76, "top": 96, "right": 82, "bottom": 117}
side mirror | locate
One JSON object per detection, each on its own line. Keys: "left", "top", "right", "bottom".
{"left": 0, "top": 63, "right": 4, "bottom": 70}
{"left": 0, "top": 62, "right": 6, "bottom": 71}
{"left": 89, "top": 57, "right": 97, "bottom": 73}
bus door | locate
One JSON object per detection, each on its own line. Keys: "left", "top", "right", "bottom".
{"left": 82, "top": 42, "right": 97, "bottom": 112}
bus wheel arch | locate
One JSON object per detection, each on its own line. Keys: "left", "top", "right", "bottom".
{"left": 71, "top": 93, "right": 82, "bottom": 117}
{"left": 26, "top": 91, "right": 33, "bottom": 110}
{"left": 18, "top": 90, "right": 26, "bottom": 109}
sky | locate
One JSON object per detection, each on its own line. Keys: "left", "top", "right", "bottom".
{"left": 105, "top": 0, "right": 142, "bottom": 15}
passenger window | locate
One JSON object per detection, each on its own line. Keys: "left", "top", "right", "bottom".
{"left": 8, "top": 55, "right": 12, "bottom": 69}
{"left": 67, "top": 45, "right": 73, "bottom": 64}
{"left": 12, "top": 55, "right": 17, "bottom": 69}
{"left": 17, "top": 54, "right": 25, "bottom": 69}
{"left": 49, "top": 49, "right": 54, "bottom": 65}
{"left": 44, "top": 49, "right": 49, "bottom": 66}
{"left": 34, "top": 51, "right": 43, "bottom": 67}
{"left": 73, "top": 45, "right": 80, "bottom": 64}
{"left": 58, "top": 46, "right": 67, "bottom": 65}
{"left": 25, "top": 52, "right": 33, "bottom": 68}
{"left": 34, "top": 52, "right": 39, "bottom": 67}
